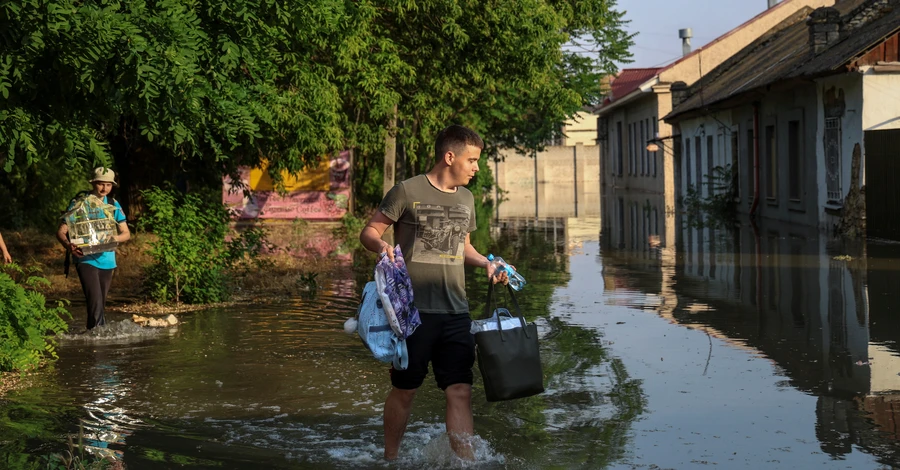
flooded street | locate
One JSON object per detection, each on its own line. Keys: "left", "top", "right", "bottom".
{"left": 4, "top": 183, "right": 900, "bottom": 468}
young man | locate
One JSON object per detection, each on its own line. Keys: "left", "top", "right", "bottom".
{"left": 360, "top": 125, "right": 506, "bottom": 461}
{"left": 56, "top": 167, "right": 130, "bottom": 330}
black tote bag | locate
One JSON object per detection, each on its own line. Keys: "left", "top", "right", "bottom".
{"left": 474, "top": 282, "right": 544, "bottom": 402}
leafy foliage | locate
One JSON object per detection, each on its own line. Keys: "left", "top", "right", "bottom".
{"left": 345, "top": 0, "right": 633, "bottom": 207}
{"left": 682, "top": 164, "right": 737, "bottom": 228}
{"left": 138, "top": 186, "right": 269, "bottom": 304}
{"left": 0, "top": 264, "right": 70, "bottom": 372}
{"left": 0, "top": 0, "right": 344, "bottom": 174}
{"left": 0, "top": 0, "right": 632, "bottom": 219}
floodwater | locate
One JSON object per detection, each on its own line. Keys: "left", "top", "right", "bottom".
{"left": 4, "top": 187, "right": 900, "bottom": 469}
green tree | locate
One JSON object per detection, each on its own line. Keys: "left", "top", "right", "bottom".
{"left": 340, "top": 0, "right": 632, "bottom": 207}
{"left": 0, "top": 0, "right": 631, "bottom": 223}
{"left": 0, "top": 0, "right": 350, "bottom": 223}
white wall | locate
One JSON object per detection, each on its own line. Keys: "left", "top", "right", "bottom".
{"left": 815, "top": 73, "right": 863, "bottom": 228}
{"left": 564, "top": 111, "right": 599, "bottom": 146}
{"left": 862, "top": 71, "right": 900, "bottom": 131}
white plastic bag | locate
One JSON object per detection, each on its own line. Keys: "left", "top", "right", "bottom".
{"left": 471, "top": 308, "right": 525, "bottom": 334}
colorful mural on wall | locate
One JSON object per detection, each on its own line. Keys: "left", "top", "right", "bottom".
{"left": 224, "top": 151, "right": 351, "bottom": 220}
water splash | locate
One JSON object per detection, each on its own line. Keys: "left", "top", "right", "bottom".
{"left": 58, "top": 320, "right": 169, "bottom": 343}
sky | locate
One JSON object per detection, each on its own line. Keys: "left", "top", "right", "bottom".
{"left": 614, "top": 0, "right": 774, "bottom": 69}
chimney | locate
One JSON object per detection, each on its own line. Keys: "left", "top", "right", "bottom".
{"left": 679, "top": 28, "right": 693, "bottom": 57}
{"left": 671, "top": 81, "right": 690, "bottom": 108}
{"left": 807, "top": 7, "right": 841, "bottom": 55}
{"left": 768, "top": 0, "right": 778, "bottom": 8}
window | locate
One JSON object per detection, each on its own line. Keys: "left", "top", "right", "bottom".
{"left": 731, "top": 131, "right": 740, "bottom": 199}
{"left": 616, "top": 122, "right": 623, "bottom": 176}
{"left": 685, "top": 139, "right": 693, "bottom": 189}
{"left": 630, "top": 123, "right": 636, "bottom": 175}
{"left": 765, "top": 125, "right": 777, "bottom": 200}
{"left": 788, "top": 120, "right": 801, "bottom": 201}
{"left": 706, "top": 135, "right": 714, "bottom": 197}
{"left": 746, "top": 128, "right": 754, "bottom": 204}
{"left": 653, "top": 119, "right": 659, "bottom": 177}
{"left": 640, "top": 120, "right": 646, "bottom": 176}
{"left": 627, "top": 123, "right": 632, "bottom": 175}
{"left": 633, "top": 122, "right": 639, "bottom": 176}
{"left": 695, "top": 136, "right": 702, "bottom": 196}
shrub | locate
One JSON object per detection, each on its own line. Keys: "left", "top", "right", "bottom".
{"left": 138, "top": 186, "right": 270, "bottom": 304}
{"left": 0, "top": 264, "right": 70, "bottom": 372}
{"left": 138, "top": 187, "right": 233, "bottom": 304}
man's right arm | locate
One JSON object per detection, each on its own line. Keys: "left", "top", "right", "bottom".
{"left": 360, "top": 211, "right": 396, "bottom": 261}
{"left": 56, "top": 223, "right": 83, "bottom": 257}
{"left": 56, "top": 223, "right": 70, "bottom": 249}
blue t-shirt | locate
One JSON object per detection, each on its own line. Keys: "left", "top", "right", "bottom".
{"left": 70, "top": 196, "right": 127, "bottom": 270}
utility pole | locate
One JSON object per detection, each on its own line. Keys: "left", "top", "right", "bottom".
{"left": 383, "top": 105, "right": 398, "bottom": 196}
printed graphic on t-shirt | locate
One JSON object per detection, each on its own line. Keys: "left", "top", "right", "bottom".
{"left": 411, "top": 202, "right": 471, "bottom": 265}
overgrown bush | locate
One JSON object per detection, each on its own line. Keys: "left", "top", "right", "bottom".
{"left": 0, "top": 264, "right": 69, "bottom": 372}
{"left": 138, "top": 187, "right": 269, "bottom": 304}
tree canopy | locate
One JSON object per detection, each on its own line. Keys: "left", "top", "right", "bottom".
{"left": 0, "top": 0, "right": 631, "bottom": 225}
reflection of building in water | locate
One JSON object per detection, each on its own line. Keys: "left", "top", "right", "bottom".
{"left": 600, "top": 191, "right": 676, "bottom": 316}
{"left": 492, "top": 217, "right": 600, "bottom": 261}
{"left": 601, "top": 198, "right": 900, "bottom": 461}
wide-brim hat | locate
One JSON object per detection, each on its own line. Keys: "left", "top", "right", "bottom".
{"left": 90, "top": 167, "right": 118, "bottom": 186}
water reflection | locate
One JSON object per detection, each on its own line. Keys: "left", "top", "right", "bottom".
{"left": 598, "top": 188, "right": 900, "bottom": 466}
{"left": 0, "top": 225, "right": 642, "bottom": 470}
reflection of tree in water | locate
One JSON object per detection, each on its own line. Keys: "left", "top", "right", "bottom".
{"left": 472, "top": 318, "right": 645, "bottom": 466}
{"left": 0, "top": 373, "right": 108, "bottom": 468}
{"left": 465, "top": 219, "right": 644, "bottom": 466}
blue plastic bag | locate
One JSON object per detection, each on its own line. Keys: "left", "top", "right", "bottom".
{"left": 356, "top": 281, "right": 408, "bottom": 370}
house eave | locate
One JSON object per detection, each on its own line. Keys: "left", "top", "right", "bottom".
{"left": 594, "top": 77, "right": 660, "bottom": 116}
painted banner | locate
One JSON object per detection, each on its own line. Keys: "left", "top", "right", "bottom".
{"left": 223, "top": 151, "right": 351, "bottom": 220}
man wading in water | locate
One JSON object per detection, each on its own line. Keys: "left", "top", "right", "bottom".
{"left": 360, "top": 125, "right": 508, "bottom": 460}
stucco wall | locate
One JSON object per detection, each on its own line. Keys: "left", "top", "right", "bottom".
{"left": 862, "top": 71, "right": 900, "bottom": 131}
{"left": 815, "top": 73, "right": 864, "bottom": 230}
{"left": 602, "top": 94, "right": 666, "bottom": 194}
{"left": 564, "top": 111, "right": 599, "bottom": 146}
{"left": 675, "top": 83, "right": 820, "bottom": 228}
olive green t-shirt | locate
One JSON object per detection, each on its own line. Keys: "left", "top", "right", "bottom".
{"left": 379, "top": 175, "right": 476, "bottom": 314}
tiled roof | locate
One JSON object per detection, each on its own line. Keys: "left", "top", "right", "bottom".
{"left": 666, "top": 0, "right": 898, "bottom": 121}
{"left": 596, "top": 68, "right": 661, "bottom": 110}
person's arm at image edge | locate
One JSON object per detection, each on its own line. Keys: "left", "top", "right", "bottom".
{"left": 0, "top": 233, "right": 10, "bottom": 264}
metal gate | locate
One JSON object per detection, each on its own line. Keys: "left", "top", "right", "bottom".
{"left": 865, "top": 129, "right": 900, "bottom": 240}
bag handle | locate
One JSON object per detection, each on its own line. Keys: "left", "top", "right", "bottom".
{"left": 482, "top": 281, "right": 530, "bottom": 341}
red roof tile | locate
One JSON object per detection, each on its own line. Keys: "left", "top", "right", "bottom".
{"left": 607, "top": 68, "right": 662, "bottom": 104}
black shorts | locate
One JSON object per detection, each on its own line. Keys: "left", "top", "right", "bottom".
{"left": 390, "top": 313, "right": 475, "bottom": 390}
